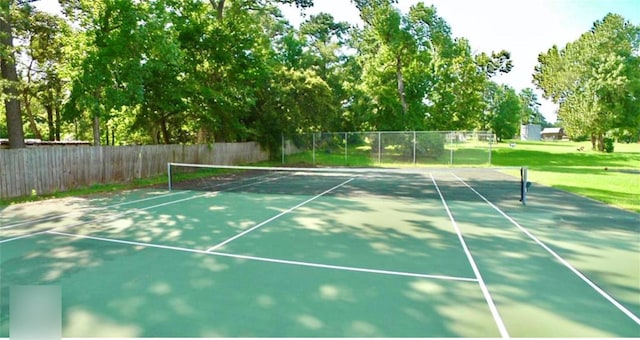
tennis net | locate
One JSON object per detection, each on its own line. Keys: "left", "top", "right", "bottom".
{"left": 167, "top": 163, "right": 530, "bottom": 205}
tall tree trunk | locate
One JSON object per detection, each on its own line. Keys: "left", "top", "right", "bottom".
{"left": 211, "top": 0, "right": 225, "bottom": 20}
{"left": 105, "top": 122, "right": 110, "bottom": 145}
{"left": 396, "top": 55, "right": 408, "bottom": 116}
{"left": 22, "top": 59, "right": 42, "bottom": 139}
{"left": 150, "top": 125, "right": 159, "bottom": 144}
{"left": 160, "top": 117, "right": 170, "bottom": 144}
{"left": 46, "top": 105, "right": 54, "bottom": 140}
{"left": 197, "top": 127, "right": 209, "bottom": 144}
{"left": 22, "top": 91, "right": 42, "bottom": 139}
{"left": 54, "top": 105, "right": 61, "bottom": 140}
{"left": 1, "top": 10, "right": 25, "bottom": 148}
{"left": 92, "top": 114, "right": 101, "bottom": 146}
{"left": 597, "top": 134, "right": 604, "bottom": 152}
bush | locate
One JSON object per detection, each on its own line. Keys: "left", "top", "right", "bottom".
{"left": 571, "top": 135, "right": 590, "bottom": 142}
{"left": 403, "top": 133, "right": 445, "bottom": 159}
{"left": 418, "top": 133, "right": 446, "bottom": 159}
{"left": 603, "top": 137, "right": 615, "bottom": 153}
{"left": 346, "top": 132, "right": 365, "bottom": 146}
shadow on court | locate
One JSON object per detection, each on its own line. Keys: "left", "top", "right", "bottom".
{"left": 0, "top": 233, "right": 497, "bottom": 337}
{"left": 1, "top": 170, "right": 638, "bottom": 337}
{"left": 434, "top": 175, "right": 640, "bottom": 337}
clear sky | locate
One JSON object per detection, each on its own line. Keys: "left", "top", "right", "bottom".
{"left": 33, "top": 0, "right": 640, "bottom": 123}
{"left": 280, "top": 0, "right": 640, "bottom": 123}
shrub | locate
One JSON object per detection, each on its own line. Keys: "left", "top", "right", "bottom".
{"left": 403, "top": 133, "right": 445, "bottom": 159}
{"left": 603, "top": 137, "right": 615, "bottom": 153}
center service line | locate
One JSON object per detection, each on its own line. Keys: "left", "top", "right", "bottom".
{"left": 206, "top": 177, "right": 357, "bottom": 252}
{"left": 430, "top": 173, "right": 510, "bottom": 338}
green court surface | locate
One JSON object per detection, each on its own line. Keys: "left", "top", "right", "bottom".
{"left": 1, "top": 168, "right": 638, "bottom": 337}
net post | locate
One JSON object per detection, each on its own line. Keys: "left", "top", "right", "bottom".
{"left": 167, "top": 162, "right": 173, "bottom": 191}
{"left": 520, "top": 166, "right": 528, "bottom": 205}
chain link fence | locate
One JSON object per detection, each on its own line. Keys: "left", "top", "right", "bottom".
{"left": 283, "top": 131, "right": 496, "bottom": 167}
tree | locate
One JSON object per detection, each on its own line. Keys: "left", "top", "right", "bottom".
{"left": 253, "top": 68, "right": 335, "bottom": 156}
{"left": 210, "top": 0, "right": 313, "bottom": 21}
{"left": 133, "top": 0, "right": 189, "bottom": 144}
{"left": 361, "top": 3, "right": 414, "bottom": 122}
{"left": 13, "top": 8, "right": 70, "bottom": 141}
{"left": 476, "top": 50, "right": 513, "bottom": 78}
{"left": 483, "top": 83, "right": 521, "bottom": 141}
{"left": 354, "top": 3, "right": 418, "bottom": 130}
{"left": 534, "top": 13, "right": 640, "bottom": 151}
{"left": 61, "top": 0, "right": 147, "bottom": 146}
{"left": 0, "top": 0, "right": 29, "bottom": 148}
{"left": 424, "top": 37, "right": 487, "bottom": 130}
{"left": 352, "top": 2, "right": 494, "bottom": 132}
{"left": 298, "top": 13, "right": 350, "bottom": 130}
{"left": 518, "top": 88, "right": 545, "bottom": 125}
{"left": 4, "top": 0, "right": 523, "bottom": 149}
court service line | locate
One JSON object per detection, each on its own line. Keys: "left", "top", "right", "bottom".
{"left": 206, "top": 177, "right": 358, "bottom": 252}
{"left": 431, "top": 174, "right": 510, "bottom": 338}
{"left": 453, "top": 174, "right": 640, "bottom": 326}
{"left": 46, "top": 230, "right": 477, "bottom": 282}
{"left": 1, "top": 172, "right": 281, "bottom": 230}
{"left": 0, "top": 176, "right": 283, "bottom": 245}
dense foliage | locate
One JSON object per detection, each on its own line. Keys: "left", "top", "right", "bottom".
{"left": 3, "top": 0, "right": 632, "bottom": 154}
{"left": 534, "top": 14, "right": 640, "bottom": 150}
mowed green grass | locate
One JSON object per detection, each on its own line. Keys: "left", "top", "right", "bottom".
{"left": 492, "top": 140, "right": 640, "bottom": 213}
{"left": 3, "top": 139, "right": 637, "bottom": 213}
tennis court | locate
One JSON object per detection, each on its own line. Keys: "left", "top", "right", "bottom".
{"left": 1, "top": 165, "right": 638, "bottom": 337}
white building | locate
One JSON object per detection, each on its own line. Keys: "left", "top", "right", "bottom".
{"left": 520, "top": 124, "right": 541, "bottom": 141}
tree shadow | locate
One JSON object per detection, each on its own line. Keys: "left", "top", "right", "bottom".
{"left": 438, "top": 178, "right": 640, "bottom": 336}
{"left": 2, "top": 170, "right": 637, "bottom": 337}
{"left": 0, "top": 231, "right": 498, "bottom": 337}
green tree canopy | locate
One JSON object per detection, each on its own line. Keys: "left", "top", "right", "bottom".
{"left": 482, "top": 82, "right": 521, "bottom": 141}
{"left": 534, "top": 13, "right": 640, "bottom": 150}
{"left": 2, "top": 0, "right": 525, "bottom": 152}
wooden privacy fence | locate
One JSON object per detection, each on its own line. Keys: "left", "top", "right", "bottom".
{"left": 0, "top": 143, "right": 268, "bottom": 199}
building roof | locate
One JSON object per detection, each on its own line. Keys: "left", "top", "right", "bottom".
{"left": 541, "top": 127, "right": 563, "bottom": 134}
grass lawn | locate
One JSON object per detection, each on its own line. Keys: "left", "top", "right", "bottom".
{"left": 491, "top": 140, "right": 640, "bottom": 213}
{"left": 274, "top": 139, "right": 639, "bottom": 212}
{"left": 2, "top": 139, "right": 638, "bottom": 213}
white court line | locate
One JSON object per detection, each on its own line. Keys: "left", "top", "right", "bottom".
{"left": 206, "top": 177, "right": 358, "bottom": 252}
{"left": 1, "top": 172, "right": 280, "bottom": 230}
{"left": 431, "top": 173, "right": 510, "bottom": 338}
{"left": 0, "top": 231, "right": 50, "bottom": 244}
{"left": 0, "top": 175, "right": 283, "bottom": 245}
{"left": 46, "top": 230, "right": 477, "bottom": 282}
{"left": 0, "top": 192, "right": 213, "bottom": 245}
{"left": 0, "top": 191, "right": 187, "bottom": 230}
{"left": 453, "top": 174, "right": 640, "bottom": 326}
